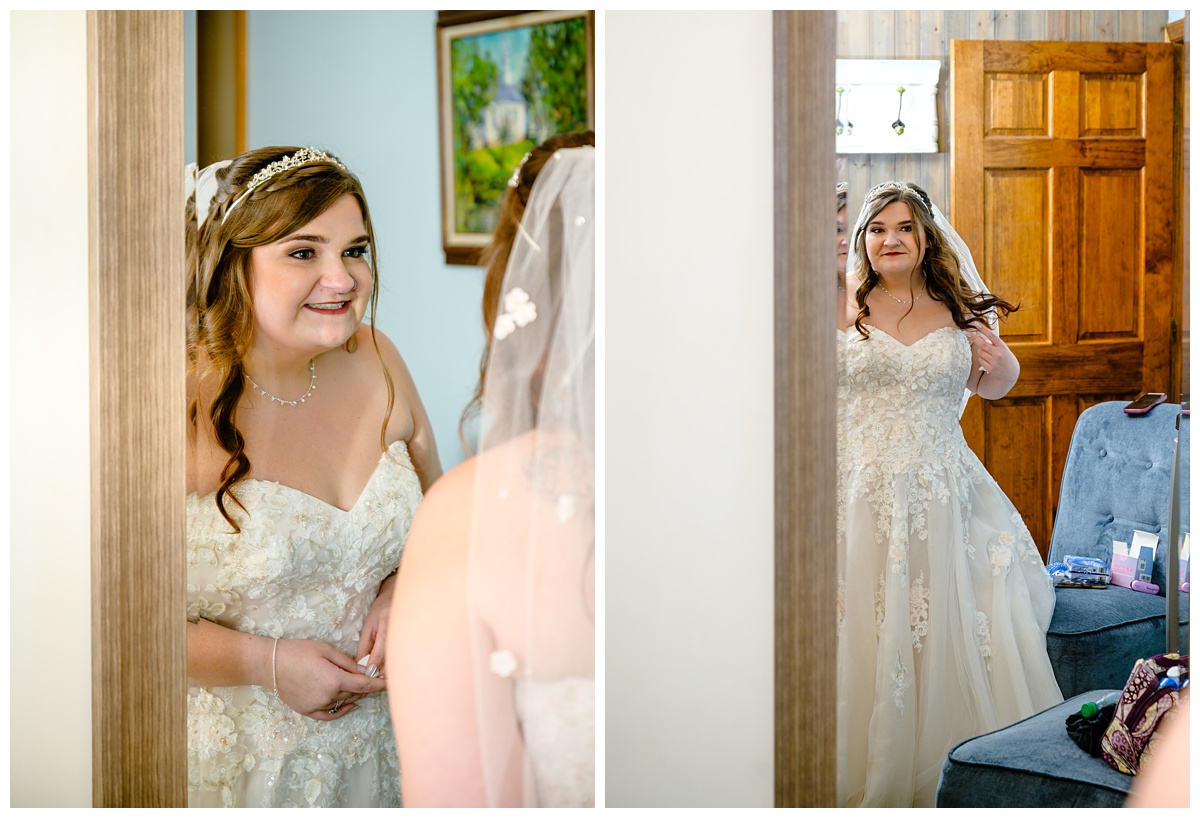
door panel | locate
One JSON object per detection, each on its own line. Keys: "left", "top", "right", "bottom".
{"left": 1081, "top": 74, "right": 1141, "bottom": 136}
{"left": 984, "top": 169, "right": 1049, "bottom": 340}
{"left": 952, "top": 40, "right": 1178, "bottom": 557}
{"left": 986, "top": 73, "right": 1049, "bottom": 137}
{"left": 1079, "top": 169, "right": 1141, "bottom": 339}
{"left": 984, "top": 397, "right": 1051, "bottom": 553}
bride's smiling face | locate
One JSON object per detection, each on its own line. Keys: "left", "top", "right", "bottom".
{"left": 247, "top": 194, "right": 373, "bottom": 356}
{"left": 865, "top": 200, "right": 925, "bottom": 277}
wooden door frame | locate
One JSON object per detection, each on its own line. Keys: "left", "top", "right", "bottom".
{"left": 773, "top": 10, "right": 838, "bottom": 808}
{"left": 88, "top": 10, "right": 187, "bottom": 806}
{"left": 196, "top": 10, "right": 248, "bottom": 166}
{"left": 84, "top": 9, "right": 840, "bottom": 806}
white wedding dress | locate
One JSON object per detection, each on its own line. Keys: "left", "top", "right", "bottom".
{"left": 836, "top": 326, "right": 1063, "bottom": 807}
{"left": 186, "top": 439, "right": 421, "bottom": 807}
{"left": 513, "top": 678, "right": 595, "bottom": 806}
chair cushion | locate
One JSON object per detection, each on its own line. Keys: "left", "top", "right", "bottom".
{"left": 1048, "top": 586, "right": 1190, "bottom": 698}
{"left": 936, "top": 691, "right": 1132, "bottom": 808}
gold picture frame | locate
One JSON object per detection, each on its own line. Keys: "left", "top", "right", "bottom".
{"left": 436, "top": 10, "right": 595, "bottom": 266}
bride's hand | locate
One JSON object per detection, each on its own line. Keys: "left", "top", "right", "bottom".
{"left": 968, "top": 325, "right": 1019, "bottom": 399}
{"left": 273, "top": 638, "right": 387, "bottom": 721}
{"left": 354, "top": 572, "right": 397, "bottom": 681}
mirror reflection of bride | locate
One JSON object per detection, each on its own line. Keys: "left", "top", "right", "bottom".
{"left": 184, "top": 146, "right": 442, "bottom": 807}
{"left": 835, "top": 181, "right": 1063, "bottom": 807}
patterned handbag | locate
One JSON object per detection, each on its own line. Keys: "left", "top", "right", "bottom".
{"left": 1099, "top": 653, "right": 1188, "bottom": 775}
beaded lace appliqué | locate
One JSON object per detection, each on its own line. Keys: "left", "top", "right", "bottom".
{"left": 891, "top": 652, "right": 913, "bottom": 712}
{"left": 185, "top": 441, "right": 420, "bottom": 807}
{"left": 837, "top": 327, "right": 1019, "bottom": 687}
{"left": 490, "top": 649, "right": 519, "bottom": 678}
{"left": 494, "top": 287, "right": 538, "bottom": 340}
{"left": 909, "top": 571, "right": 930, "bottom": 653}
{"left": 976, "top": 610, "right": 993, "bottom": 671}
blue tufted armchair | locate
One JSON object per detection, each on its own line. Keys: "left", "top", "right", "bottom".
{"left": 936, "top": 401, "right": 1189, "bottom": 808}
{"left": 1044, "top": 401, "right": 1189, "bottom": 698}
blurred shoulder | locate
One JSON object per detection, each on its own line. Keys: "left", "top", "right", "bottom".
{"left": 416, "top": 455, "right": 477, "bottom": 518}
{"left": 401, "top": 456, "right": 477, "bottom": 572}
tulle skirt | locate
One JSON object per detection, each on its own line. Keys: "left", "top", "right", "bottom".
{"left": 837, "top": 463, "right": 1063, "bottom": 807}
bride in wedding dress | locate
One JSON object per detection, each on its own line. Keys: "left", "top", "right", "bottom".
{"left": 836, "top": 181, "right": 1063, "bottom": 807}
{"left": 387, "top": 133, "right": 595, "bottom": 807}
{"left": 185, "top": 146, "right": 441, "bottom": 806}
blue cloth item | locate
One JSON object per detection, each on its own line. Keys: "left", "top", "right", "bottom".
{"left": 1046, "top": 402, "right": 1190, "bottom": 698}
{"left": 935, "top": 691, "right": 1132, "bottom": 808}
{"left": 1064, "top": 554, "right": 1110, "bottom": 575}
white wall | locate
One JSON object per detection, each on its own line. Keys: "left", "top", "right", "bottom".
{"left": 605, "top": 11, "right": 775, "bottom": 807}
{"left": 9, "top": 10, "right": 94, "bottom": 807}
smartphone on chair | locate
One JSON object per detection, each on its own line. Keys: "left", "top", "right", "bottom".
{"left": 1123, "top": 392, "right": 1167, "bottom": 415}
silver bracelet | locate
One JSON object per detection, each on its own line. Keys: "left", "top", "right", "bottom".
{"left": 272, "top": 637, "right": 280, "bottom": 697}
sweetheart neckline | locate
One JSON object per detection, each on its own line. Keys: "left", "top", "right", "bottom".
{"left": 838, "top": 324, "right": 963, "bottom": 349}
{"left": 187, "top": 438, "right": 413, "bottom": 515}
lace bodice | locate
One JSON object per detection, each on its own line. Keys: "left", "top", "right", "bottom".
{"left": 187, "top": 439, "right": 420, "bottom": 649}
{"left": 838, "top": 326, "right": 979, "bottom": 473}
{"left": 186, "top": 439, "right": 421, "bottom": 807}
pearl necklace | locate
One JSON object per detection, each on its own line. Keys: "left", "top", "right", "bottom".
{"left": 878, "top": 282, "right": 922, "bottom": 305}
{"left": 245, "top": 358, "right": 317, "bottom": 407}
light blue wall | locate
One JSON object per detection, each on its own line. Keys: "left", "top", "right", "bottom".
{"left": 184, "top": 11, "right": 196, "bottom": 164}
{"left": 231, "top": 11, "right": 482, "bottom": 468}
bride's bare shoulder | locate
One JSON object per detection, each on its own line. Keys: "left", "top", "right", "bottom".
{"left": 404, "top": 456, "right": 477, "bottom": 552}
{"left": 837, "top": 279, "right": 861, "bottom": 332}
{"left": 420, "top": 456, "right": 476, "bottom": 510}
{"left": 405, "top": 434, "right": 539, "bottom": 552}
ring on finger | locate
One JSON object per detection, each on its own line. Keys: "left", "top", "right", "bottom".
{"left": 329, "top": 699, "right": 343, "bottom": 714}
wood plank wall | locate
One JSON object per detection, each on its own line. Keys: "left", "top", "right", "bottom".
{"left": 835, "top": 10, "right": 1170, "bottom": 222}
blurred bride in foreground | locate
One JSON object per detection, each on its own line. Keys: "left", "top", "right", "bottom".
{"left": 387, "top": 132, "right": 596, "bottom": 806}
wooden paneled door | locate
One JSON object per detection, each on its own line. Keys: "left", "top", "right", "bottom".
{"left": 951, "top": 40, "right": 1180, "bottom": 558}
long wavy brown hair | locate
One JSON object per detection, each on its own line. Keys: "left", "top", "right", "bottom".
{"left": 849, "top": 181, "right": 1018, "bottom": 339}
{"left": 187, "top": 146, "right": 394, "bottom": 531}
{"left": 459, "top": 130, "right": 596, "bottom": 451}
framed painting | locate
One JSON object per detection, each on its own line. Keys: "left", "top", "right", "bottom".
{"left": 437, "top": 10, "right": 595, "bottom": 265}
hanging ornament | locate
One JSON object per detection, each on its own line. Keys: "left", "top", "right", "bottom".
{"left": 892, "top": 86, "right": 906, "bottom": 135}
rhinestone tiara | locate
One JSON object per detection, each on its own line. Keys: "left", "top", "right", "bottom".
{"left": 866, "top": 180, "right": 932, "bottom": 213}
{"left": 867, "top": 180, "right": 912, "bottom": 196}
{"left": 507, "top": 151, "right": 533, "bottom": 188}
{"left": 222, "top": 147, "right": 346, "bottom": 223}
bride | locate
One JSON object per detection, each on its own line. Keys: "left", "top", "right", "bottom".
{"left": 387, "top": 132, "right": 595, "bottom": 806}
{"left": 185, "top": 146, "right": 441, "bottom": 806}
{"left": 836, "top": 181, "right": 1063, "bottom": 807}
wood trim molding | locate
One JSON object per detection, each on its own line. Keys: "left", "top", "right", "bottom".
{"left": 88, "top": 10, "right": 187, "bottom": 806}
{"left": 1166, "top": 17, "right": 1184, "bottom": 44}
{"left": 196, "top": 10, "right": 244, "bottom": 167}
{"left": 773, "top": 10, "right": 838, "bottom": 808}
{"left": 235, "top": 10, "right": 247, "bottom": 154}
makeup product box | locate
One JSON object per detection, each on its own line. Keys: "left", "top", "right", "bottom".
{"left": 1180, "top": 533, "right": 1190, "bottom": 593}
{"left": 1110, "top": 531, "right": 1158, "bottom": 592}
